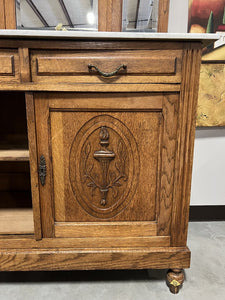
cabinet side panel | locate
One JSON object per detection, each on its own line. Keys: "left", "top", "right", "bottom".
{"left": 157, "top": 93, "right": 179, "bottom": 236}
{"left": 25, "top": 93, "right": 42, "bottom": 240}
{"left": 171, "top": 45, "right": 202, "bottom": 246}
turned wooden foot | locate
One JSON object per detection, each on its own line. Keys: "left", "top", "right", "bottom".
{"left": 166, "top": 268, "right": 184, "bottom": 294}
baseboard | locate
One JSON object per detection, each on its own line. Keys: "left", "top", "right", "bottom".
{"left": 189, "top": 206, "right": 225, "bottom": 221}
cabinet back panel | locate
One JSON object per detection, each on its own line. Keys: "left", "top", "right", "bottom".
{"left": 0, "top": 92, "right": 28, "bottom": 149}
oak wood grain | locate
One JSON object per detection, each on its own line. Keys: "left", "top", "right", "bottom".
{"left": 25, "top": 93, "right": 42, "bottom": 240}
{"left": 0, "top": 235, "right": 170, "bottom": 249}
{"left": 4, "top": 0, "right": 16, "bottom": 29}
{"left": 31, "top": 49, "right": 182, "bottom": 85}
{"left": 54, "top": 222, "right": 157, "bottom": 238}
{"left": 0, "top": 247, "right": 190, "bottom": 271}
{"left": 35, "top": 52, "right": 177, "bottom": 75}
{"left": 0, "top": 208, "right": 34, "bottom": 234}
{"left": 34, "top": 96, "right": 54, "bottom": 238}
{"left": 158, "top": 0, "right": 170, "bottom": 33}
{"left": 0, "top": 82, "right": 181, "bottom": 92}
{"left": 46, "top": 93, "right": 161, "bottom": 224}
{"left": 0, "top": 150, "right": 29, "bottom": 161}
{"left": 157, "top": 93, "right": 179, "bottom": 236}
{"left": 0, "top": 40, "right": 187, "bottom": 51}
{"left": 0, "top": 50, "right": 20, "bottom": 81}
{"left": 98, "top": 0, "right": 123, "bottom": 32}
{"left": 19, "top": 48, "right": 31, "bottom": 83}
{"left": 171, "top": 44, "right": 202, "bottom": 246}
{"left": 49, "top": 93, "right": 163, "bottom": 110}
{"left": 0, "top": 54, "right": 14, "bottom": 75}
{"left": 0, "top": 0, "right": 6, "bottom": 29}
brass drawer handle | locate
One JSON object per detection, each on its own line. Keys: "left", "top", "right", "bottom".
{"left": 88, "top": 64, "right": 127, "bottom": 77}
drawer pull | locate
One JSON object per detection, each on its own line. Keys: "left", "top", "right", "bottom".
{"left": 88, "top": 64, "right": 127, "bottom": 77}
{"left": 39, "top": 155, "right": 46, "bottom": 186}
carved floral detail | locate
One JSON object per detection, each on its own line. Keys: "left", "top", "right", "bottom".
{"left": 83, "top": 126, "right": 127, "bottom": 206}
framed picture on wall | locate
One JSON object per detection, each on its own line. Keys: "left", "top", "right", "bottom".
{"left": 188, "top": 0, "right": 225, "bottom": 59}
{"left": 188, "top": 0, "right": 225, "bottom": 126}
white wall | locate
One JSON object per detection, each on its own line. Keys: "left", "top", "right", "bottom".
{"left": 191, "top": 129, "right": 225, "bottom": 205}
{"left": 168, "top": 0, "right": 225, "bottom": 205}
{"left": 168, "top": 0, "right": 189, "bottom": 33}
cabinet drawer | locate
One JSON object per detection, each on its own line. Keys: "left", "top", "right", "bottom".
{"left": 31, "top": 50, "right": 182, "bottom": 84}
{"left": 0, "top": 50, "right": 20, "bottom": 82}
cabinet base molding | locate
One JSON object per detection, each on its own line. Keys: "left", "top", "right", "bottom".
{"left": 0, "top": 246, "right": 190, "bottom": 271}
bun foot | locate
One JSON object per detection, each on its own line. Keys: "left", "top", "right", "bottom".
{"left": 166, "top": 268, "right": 184, "bottom": 294}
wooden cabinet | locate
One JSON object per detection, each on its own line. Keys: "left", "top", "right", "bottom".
{"left": 0, "top": 31, "right": 217, "bottom": 294}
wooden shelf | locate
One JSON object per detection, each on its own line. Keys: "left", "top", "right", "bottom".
{"left": 0, "top": 149, "right": 29, "bottom": 161}
{"left": 0, "top": 208, "right": 34, "bottom": 234}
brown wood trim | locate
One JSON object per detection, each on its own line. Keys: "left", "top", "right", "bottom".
{"left": 0, "top": 149, "right": 29, "bottom": 161}
{"left": 0, "top": 83, "right": 181, "bottom": 92}
{"left": 48, "top": 93, "right": 163, "bottom": 110}
{"left": 0, "top": 209, "right": 34, "bottom": 234}
{"left": 0, "top": 236, "right": 170, "bottom": 249}
{"left": 4, "top": 0, "right": 16, "bottom": 29}
{"left": 171, "top": 44, "right": 203, "bottom": 247}
{"left": 55, "top": 221, "right": 157, "bottom": 238}
{"left": 157, "top": 93, "right": 179, "bottom": 236}
{"left": 0, "top": 40, "right": 187, "bottom": 50}
{"left": 0, "top": 55, "right": 15, "bottom": 75}
{"left": 25, "top": 93, "right": 42, "bottom": 240}
{"left": 34, "top": 95, "right": 55, "bottom": 238}
{"left": 0, "top": 0, "right": 5, "bottom": 29}
{"left": 0, "top": 247, "right": 190, "bottom": 271}
{"left": 19, "top": 48, "right": 31, "bottom": 83}
{"left": 157, "top": 0, "right": 170, "bottom": 32}
{"left": 98, "top": 0, "right": 123, "bottom": 32}
{"left": 189, "top": 206, "right": 225, "bottom": 221}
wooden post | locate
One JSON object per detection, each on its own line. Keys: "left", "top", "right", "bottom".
{"left": 98, "top": 0, "right": 123, "bottom": 31}
{"left": 158, "top": 0, "right": 170, "bottom": 32}
{"left": 0, "top": 0, "right": 16, "bottom": 29}
{"left": 0, "top": 0, "right": 6, "bottom": 29}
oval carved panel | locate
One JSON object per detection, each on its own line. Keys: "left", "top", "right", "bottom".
{"left": 69, "top": 115, "right": 139, "bottom": 219}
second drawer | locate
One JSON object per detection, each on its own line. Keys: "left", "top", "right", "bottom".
{"left": 31, "top": 49, "right": 182, "bottom": 85}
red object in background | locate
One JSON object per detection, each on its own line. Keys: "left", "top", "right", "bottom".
{"left": 189, "top": 0, "right": 225, "bottom": 31}
{"left": 217, "top": 24, "right": 225, "bottom": 30}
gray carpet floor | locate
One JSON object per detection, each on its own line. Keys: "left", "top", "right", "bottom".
{"left": 0, "top": 221, "right": 224, "bottom": 300}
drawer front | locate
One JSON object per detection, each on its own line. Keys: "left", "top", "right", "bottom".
{"left": 0, "top": 50, "right": 20, "bottom": 82}
{"left": 31, "top": 50, "right": 182, "bottom": 84}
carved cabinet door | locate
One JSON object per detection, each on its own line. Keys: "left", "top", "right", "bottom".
{"left": 34, "top": 92, "right": 178, "bottom": 245}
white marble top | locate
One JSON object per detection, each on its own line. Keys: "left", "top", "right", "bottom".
{"left": 0, "top": 30, "right": 220, "bottom": 43}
